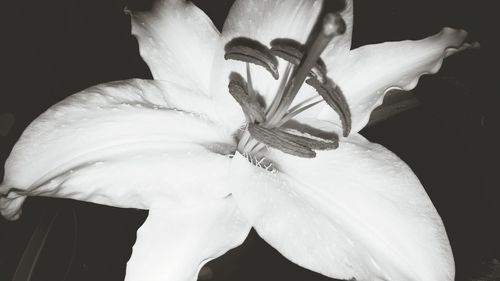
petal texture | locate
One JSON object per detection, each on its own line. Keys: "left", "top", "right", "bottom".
{"left": 222, "top": 0, "right": 322, "bottom": 45}
{"left": 212, "top": 0, "right": 323, "bottom": 113}
{"left": 129, "top": 0, "right": 220, "bottom": 93}
{"left": 230, "top": 134, "right": 454, "bottom": 281}
{"left": 157, "top": 80, "right": 243, "bottom": 133}
{"left": 1, "top": 79, "right": 235, "bottom": 220}
{"left": 126, "top": 198, "right": 251, "bottom": 281}
{"left": 321, "top": 27, "right": 472, "bottom": 132}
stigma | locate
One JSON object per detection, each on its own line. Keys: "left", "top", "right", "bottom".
{"left": 225, "top": 13, "right": 351, "bottom": 160}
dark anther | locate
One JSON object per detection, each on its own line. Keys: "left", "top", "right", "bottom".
{"left": 306, "top": 77, "right": 351, "bottom": 137}
{"left": 248, "top": 124, "right": 316, "bottom": 158}
{"left": 309, "top": 59, "right": 327, "bottom": 84}
{"left": 270, "top": 38, "right": 304, "bottom": 65}
{"left": 225, "top": 37, "right": 279, "bottom": 80}
{"left": 228, "top": 72, "right": 266, "bottom": 124}
{"left": 276, "top": 128, "right": 339, "bottom": 150}
{"left": 270, "top": 38, "right": 327, "bottom": 83}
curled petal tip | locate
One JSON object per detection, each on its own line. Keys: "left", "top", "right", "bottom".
{"left": 0, "top": 192, "right": 25, "bottom": 221}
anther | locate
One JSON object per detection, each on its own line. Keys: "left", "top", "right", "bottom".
{"left": 228, "top": 72, "right": 266, "bottom": 124}
{"left": 248, "top": 124, "right": 316, "bottom": 158}
{"left": 273, "top": 13, "right": 346, "bottom": 121}
{"left": 270, "top": 39, "right": 303, "bottom": 65}
{"left": 270, "top": 38, "right": 327, "bottom": 83}
{"left": 309, "top": 60, "right": 327, "bottom": 84}
{"left": 306, "top": 77, "right": 351, "bottom": 136}
{"left": 225, "top": 37, "right": 279, "bottom": 80}
{"left": 275, "top": 128, "right": 339, "bottom": 150}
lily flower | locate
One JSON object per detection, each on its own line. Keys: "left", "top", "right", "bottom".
{"left": 0, "top": 0, "right": 477, "bottom": 280}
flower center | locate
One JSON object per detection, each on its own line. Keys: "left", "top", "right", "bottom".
{"left": 225, "top": 13, "right": 351, "bottom": 160}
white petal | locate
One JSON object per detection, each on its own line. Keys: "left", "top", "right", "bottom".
{"left": 320, "top": 27, "right": 474, "bottom": 132}
{"left": 211, "top": 0, "right": 323, "bottom": 112}
{"left": 157, "top": 80, "right": 242, "bottom": 133}
{"left": 126, "top": 198, "right": 251, "bottom": 281}
{"left": 129, "top": 0, "right": 221, "bottom": 93}
{"left": 222, "top": 0, "right": 322, "bottom": 45}
{"left": 0, "top": 79, "right": 235, "bottom": 220}
{"left": 230, "top": 134, "right": 454, "bottom": 281}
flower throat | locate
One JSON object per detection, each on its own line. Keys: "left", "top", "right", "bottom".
{"left": 225, "top": 13, "right": 351, "bottom": 160}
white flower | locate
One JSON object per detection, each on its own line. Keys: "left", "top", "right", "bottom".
{"left": 0, "top": 0, "right": 477, "bottom": 280}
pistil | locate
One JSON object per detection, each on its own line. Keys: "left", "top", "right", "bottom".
{"left": 224, "top": 12, "right": 350, "bottom": 162}
{"left": 267, "top": 13, "right": 346, "bottom": 126}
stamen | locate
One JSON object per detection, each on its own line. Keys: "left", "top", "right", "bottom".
{"left": 270, "top": 38, "right": 303, "bottom": 65}
{"left": 277, "top": 99, "right": 324, "bottom": 127}
{"left": 225, "top": 37, "right": 279, "bottom": 80}
{"left": 309, "top": 59, "right": 327, "bottom": 84}
{"left": 228, "top": 72, "right": 266, "bottom": 124}
{"left": 248, "top": 124, "right": 315, "bottom": 158}
{"left": 273, "top": 13, "right": 346, "bottom": 123}
{"left": 242, "top": 152, "right": 277, "bottom": 173}
{"left": 270, "top": 38, "right": 327, "bottom": 83}
{"left": 228, "top": 13, "right": 351, "bottom": 159}
{"left": 245, "top": 63, "right": 255, "bottom": 98}
{"left": 275, "top": 128, "right": 339, "bottom": 150}
{"left": 286, "top": 95, "right": 322, "bottom": 113}
{"left": 266, "top": 63, "right": 293, "bottom": 118}
{"left": 306, "top": 77, "right": 351, "bottom": 136}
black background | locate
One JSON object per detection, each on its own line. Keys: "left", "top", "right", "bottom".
{"left": 0, "top": 0, "right": 498, "bottom": 280}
